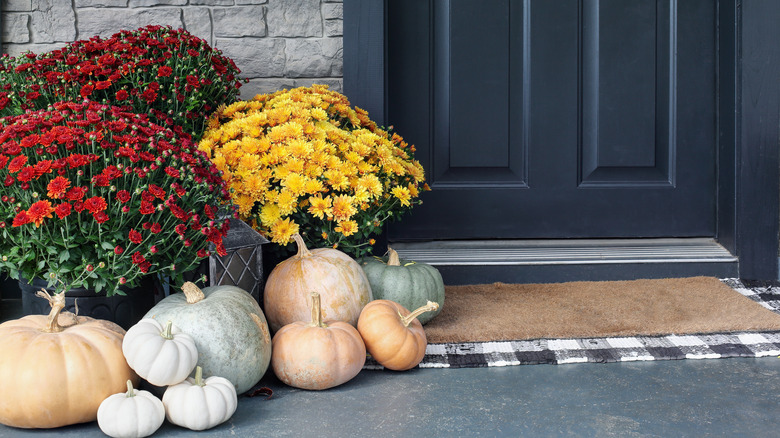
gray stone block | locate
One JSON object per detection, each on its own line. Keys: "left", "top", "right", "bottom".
{"left": 5, "top": 0, "right": 34, "bottom": 12}
{"left": 267, "top": 0, "right": 322, "bottom": 37}
{"left": 128, "top": 0, "right": 187, "bottom": 6}
{"left": 285, "top": 38, "right": 342, "bottom": 78}
{"left": 236, "top": 0, "right": 269, "bottom": 4}
{"left": 240, "top": 78, "right": 298, "bottom": 99}
{"left": 30, "top": 0, "right": 76, "bottom": 42}
{"left": 75, "top": 0, "right": 128, "bottom": 7}
{"left": 3, "top": 42, "right": 66, "bottom": 57}
{"left": 213, "top": 6, "right": 267, "bottom": 38}
{"left": 190, "top": 0, "right": 233, "bottom": 5}
{"left": 322, "top": 2, "right": 342, "bottom": 20}
{"left": 183, "top": 7, "right": 213, "bottom": 45}
{"left": 2, "top": 14, "right": 31, "bottom": 44}
{"left": 324, "top": 19, "right": 342, "bottom": 37}
{"left": 215, "top": 37, "right": 285, "bottom": 78}
{"left": 77, "top": 8, "right": 183, "bottom": 38}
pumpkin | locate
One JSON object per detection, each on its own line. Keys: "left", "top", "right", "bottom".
{"left": 122, "top": 318, "right": 198, "bottom": 386}
{"left": 272, "top": 291, "right": 366, "bottom": 390}
{"left": 360, "top": 247, "right": 444, "bottom": 325}
{"left": 357, "top": 299, "right": 439, "bottom": 371}
{"left": 264, "top": 233, "right": 373, "bottom": 332}
{"left": 162, "top": 366, "right": 238, "bottom": 431}
{"left": 0, "top": 290, "right": 138, "bottom": 428}
{"left": 143, "top": 282, "right": 271, "bottom": 394}
{"left": 97, "top": 380, "right": 165, "bottom": 438}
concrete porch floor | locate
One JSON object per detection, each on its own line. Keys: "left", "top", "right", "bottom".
{"left": 2, "top": 299, "right": 780, "bottom": 437}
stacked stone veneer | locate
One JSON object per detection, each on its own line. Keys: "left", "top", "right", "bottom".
{"left": 1, "top": 0, "right": 343, "bottom": 99}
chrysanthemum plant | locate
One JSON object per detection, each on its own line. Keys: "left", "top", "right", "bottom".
{"left": 0, "top": 101, "right": 233, "bottom": 296}
{"left": 198, "top": 85, "right": 428, "bottom": 259}
{"left": 0, "top": 25, "right": 244, "bottom": 141}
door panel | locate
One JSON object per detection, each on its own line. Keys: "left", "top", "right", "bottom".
{"left": 387, "top": 0, "right": 716, "bottom": 240}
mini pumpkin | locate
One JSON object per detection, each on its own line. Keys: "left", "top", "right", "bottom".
{"left": 264, "top": 233, "right": 373, "bottom": 332}
{"left": 97, "top": 380, "right": 165, "bottom": 438}
{"left": 143, "top": 282, "right": 272, "bottom": 394}
{"left": 122, "top": 318, "right": 198, "bottom": 386}
{"left": 360, "top": 247, "right": 444, "bottom": 324}
{"left": 162, "top": 366, "right": 238, "bottom": 431}
{"left": 357, "top": 299, "right": 439, "bottom": 371}
{"left": 0, "top": 290, "right": 138, "bottom": 428}
{"left": 272, "top": 291, "right": 366, "bottom": 390}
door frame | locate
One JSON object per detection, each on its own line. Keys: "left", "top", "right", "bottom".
{"left": 344, "top": 0, "right": 780, "bottom": 280}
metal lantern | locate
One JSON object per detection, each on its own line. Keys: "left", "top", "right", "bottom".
{"left": 208, "top": 218, "right": 269, "bottom": 303}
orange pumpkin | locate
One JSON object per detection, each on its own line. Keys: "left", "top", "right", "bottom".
{"left": 271, "top": 292, "right": 366, "bottom": 390}
{"left": 264, "top": 233, "right": 372, "bottom": 332}
{"left": 357, "top": 299, "right": 439, "bottom": 371}
{"left": 0, "top": 290, "right": 137, "bottom": 429}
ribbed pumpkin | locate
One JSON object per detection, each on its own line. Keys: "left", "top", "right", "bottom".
{"left": 357, "top": 299, "right": 439, "bottom": 371}
{"left": 272, "top": 292, "right": 366, "bottom": 390}
{"left": 264, "top": 234, "right": 373, "bottom": 332}
{"left": 143, "top": 282, "right": 272, "bottom": 394}
{"left": 360, "top": 247, "right": 444, "bottom": 324}
{"left": 0, "top": 290, "right": 138, "bottom": 429}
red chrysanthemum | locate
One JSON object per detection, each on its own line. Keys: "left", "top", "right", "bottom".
{"left": 12, "top": 211, "right": 30, "bottom": 227}
{"left": 139, "top": 201, "right": 155, "bottom": 215}
{"left": 54, "top": 202, "right": 72, "bottom": 219}
{"left": 116, "top": 190, "right": 131, "bottom": 203}
{"left": 175, "top": 223, "right": 187, "bottom": 236}
{"left": 8, "top": 156, "right": 27, "bottom": 173}
{"left": 83, "top": 196, "right": 108, "bottom": 214}
{"left": 27, "top": 200, "right": 55, "bottom": 227}
{"left": 47, "top": 176, "right": 71, "bottom": 199}
{"left": 93, "top": 211, "right": 110, "bottom": 224}
{"left": 150, "top": 222, "right": 162, "bottom": 234}
{"left": 80, "top": 84, "right": 94, "bottom": 98}
{"left": 148, "top": 184, "right": 165, "bottom": 200}
{"left": 65, "top": 186, "right": 87, "bottom": 201}
{"left": 128, "top": 229, "right": 143, "bottom": 244}
{"left": 116, "top": 89, "right": 129, "bottom": 101}
{"left": 131, "top": 251, "right": 145, "bottom": 264}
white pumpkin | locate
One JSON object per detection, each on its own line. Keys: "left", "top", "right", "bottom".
{"left": 123, "top": 318, "right": 198, "bottom": 386}
{"left": 162, "top": 366, "right": 238, "bottom": 431}
{"left": 143, "top": 282, "right": 272, "bottom": 394}
{"left": 97, "top": 380, "right": 165, "bottom": 438}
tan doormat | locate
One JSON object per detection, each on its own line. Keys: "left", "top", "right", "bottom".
{"left": 424, "top": 276, "right": 780, "bottom": 343}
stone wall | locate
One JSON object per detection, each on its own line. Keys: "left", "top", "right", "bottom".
{"left": 0, "top": 0, "right": 344, "bottom": 99}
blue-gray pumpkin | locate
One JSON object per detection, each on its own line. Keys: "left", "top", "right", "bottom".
{"left": 359, "top": 248, "right": 444, "bottom": 325}
{"left": 143, "top": 282, "right": 272, "bottom": 394}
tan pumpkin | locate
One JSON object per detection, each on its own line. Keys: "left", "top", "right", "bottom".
{"left": 264, "top": 233, "right": 373, "bottom": 332}
{"left": 0, "top": 290, "right": 138, "bottom": 428}
{"left": 271, "top": 292, "right": 366, "bottom": 390}
{"left": 357, "top": 299, "right": 439, "bottom": 371}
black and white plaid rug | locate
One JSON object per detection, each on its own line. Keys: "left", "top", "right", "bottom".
{"left": 364, "top": 278, "right": 780, "bottom": 369}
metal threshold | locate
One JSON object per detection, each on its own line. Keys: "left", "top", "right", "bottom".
{"left": 390, "top": 238, "right": 737, "bottom": 266}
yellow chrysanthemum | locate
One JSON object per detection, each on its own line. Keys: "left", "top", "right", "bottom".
{"left": 259, "top": 203, "right": 281, "bottom": 227}
{"left": 308, "top": 195, "right": 332, "bottom": 219}
{"left": 283, "top": 173, "right": 308, "bottom": 197}
{"left": 275, "top": 189, "right": 298, "bottom": 215}
{"left": 331, "top": 195, "right": 357, "bottom": 221}
{"left": 270, "top": 218, "right": 299, "bottom": 244}
{"left": 391, "top": 186, "right": 412, "bottom": 207}
{"left": 335, "top": 220, "right": 358, "bottom": 237}
{"left": 234, "top": 193, "right": 256, "bottom": 216}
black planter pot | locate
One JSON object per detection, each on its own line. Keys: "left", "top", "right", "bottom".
{"left": 19, "top": 276, "right": 161, "bottom": 330}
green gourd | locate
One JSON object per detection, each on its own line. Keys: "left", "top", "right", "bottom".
{"left": 360, "top": 247, "right": 445, "bottom": 325}
{"left": 143, "top": 282, "right": 272, "bottom": 394}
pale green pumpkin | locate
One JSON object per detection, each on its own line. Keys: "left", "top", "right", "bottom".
{"left": 143, "top": 283, "right": 272, "bottom": 394}
{"left": 359, "top": 248, "right": 445, "bottom": 325}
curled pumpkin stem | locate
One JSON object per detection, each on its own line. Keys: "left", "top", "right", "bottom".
{"left": 387, "top": 247, "right": 401, "bottom": 266}
{"left": 401, "top": 301, "right": 439, "bottom": 327}
{"left": 181, "top": 282, "right": 205, "bottom": 304}
{"left": 35, "top": 289, "right": 67, "bottom": 333}
{"left": 292, "top": 234, "right": 312, "bottom": 259}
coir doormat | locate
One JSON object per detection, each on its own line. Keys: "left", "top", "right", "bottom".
{"left": 365, "top": 277, "right": 780, "bottom": 369}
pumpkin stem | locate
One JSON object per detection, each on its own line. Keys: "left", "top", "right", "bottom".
{"left": 181, "top": 282, "right": 205, "bottom": 304}
{"left": 387, "top": 247, "right": 401, "bottom": 266}
{"left": 307, "top": 292, "right": 328, "bottom": 328}
{"left": 194, "top": 366, "right": 205, "bottom": 387}
{"left": 161, "top": 320, "right": 174, "bottom": 340}
{"left": 401, "top": 301, "right": 440, "bottom": 327}
{"left": 293, "top": 233, "right": 312, "bottom": 258}
{"left": 125, "top": 380, "right": 137, "bottom": 397}
{"left": 36, "top": 289, "right": 66, "bottom": 333}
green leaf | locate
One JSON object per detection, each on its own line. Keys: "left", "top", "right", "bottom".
{"left": 58, "top": 250, "right": 70, "bottom": 263}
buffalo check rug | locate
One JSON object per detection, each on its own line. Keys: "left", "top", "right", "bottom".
{"left": 364, "top": 279, "right": 780, "bottom": 369}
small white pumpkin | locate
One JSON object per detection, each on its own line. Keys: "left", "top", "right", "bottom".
{"left": 97, "top": 380, "right": 165, "bottom": 438}
{"left": 162, "top": 366, "right": 238, "bottom": 431}
{"left": 122, "top": 318, "right": 198, "bottom": 386}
